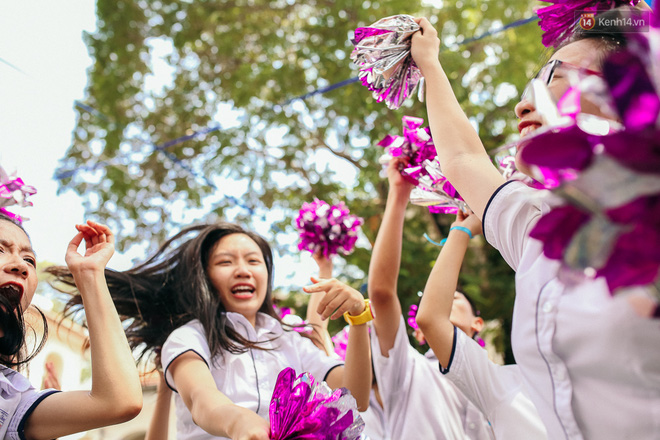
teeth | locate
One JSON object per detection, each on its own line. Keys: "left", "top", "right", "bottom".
{"left": 521, "top": 125, "right": 540, "bottom": 137}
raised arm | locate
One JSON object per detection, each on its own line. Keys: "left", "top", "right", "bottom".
{"left": 411, "top": 18, "right": 506, "bottom": 219}
{"left": 169, "top": 352, "right": 270, "bottom": 440}
{"left": 303, "top": 277, "right": 372, "bottom": 411}
{"left": 416, "top": 211, "right": 482, "bottom": 367}
{"left": 305, "top": 251, "right": 337, "bottom": 355}
{"left": 368, "top": 158, "right": 414, "bottom": 356}
{"left": 145, "top": 371, "right": 173, "bottom": 440}
{"left": 25, "top": 221, "right": 142, "bottom": 440}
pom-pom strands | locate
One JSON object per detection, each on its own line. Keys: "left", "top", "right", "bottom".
{"left": 351, "top": 15, "right": 424, "bottom": 109}
{"left": 409, "top": 158, "right": 468, "bottom": 215}
{"left": 269, "top": 368, "right": 365, "bottom": 440}
{"left": 0, "top": 166, "right": 36, "bottom": 224}
{"left": 295, "top": 200, "right": 363, "bottom": 258}
{"left": 378, "top": 116, "right": 437, "bottom": 184}
{"left": 537, "top": 0, "right": 641, "bottom": 47}
{"left": 378, "top": 116, "right": 467, "bottom": 214}
{"left": 520, "top": 31, "right": 660, "bottom": 299}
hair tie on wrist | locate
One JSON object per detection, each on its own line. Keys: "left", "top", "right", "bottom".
{"left": 450, "top": 226, "right": 473, "bottom": 239}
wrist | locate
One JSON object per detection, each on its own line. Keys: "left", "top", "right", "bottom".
{"left": 449, "top": 226, "right": 473, "bottom": 239}
{"left": 70, "top": 267, "right": 107, "bottom": 283}
{"left": 344, "top": 299, "right": 374, "bottom": 326}
{"left": 388, "top": 188, "right": 411, "bottom": 204}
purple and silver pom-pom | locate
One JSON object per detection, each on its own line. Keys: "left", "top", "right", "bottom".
{"left": 351, "top": 15, "right": 424, "bottom": 109}
{"left": 0, "top": 166, "right": 37, "bottom": 224}
{"left": 408, "top": 158, "right": 468, "bottom": 215}
{"left": 269, "top": 367, "right": 365, "bottom": 440}
{"left": 296, "top": 199, "right": 363, "bottom": 258}
{"left": 378, "top": 115, "right": 437, "bottom": 183}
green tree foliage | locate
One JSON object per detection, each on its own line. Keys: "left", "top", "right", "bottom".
{"left": 58, "top": 0, "right": 545, "bottom": 362}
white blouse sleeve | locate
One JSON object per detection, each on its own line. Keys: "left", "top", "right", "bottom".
{"left": 370, "top": 316, "right": 415, "bottom": 400}
{"left": 162, "top": 320, "right": 212, "bottom": 391}
{"left": 294, "top": 332, "right": 344, "bottom": 382}
{"left": 443, "top": 328, "right": 546, "bottom": 440}
{"left": 482, "top": 181, "right": 549, "bottom": 272}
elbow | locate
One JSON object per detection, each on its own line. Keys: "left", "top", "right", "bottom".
{"left": 367, "top": 288, "right": 396, "bottom": 306}
{"left": 415, "top": 310, "right": 433, "bottom": 333}
{"left": 118, "top": 398, "right": 144, "bottom": 423}
{"left": 109, "top": 394, "right": 143, "bottom": 424}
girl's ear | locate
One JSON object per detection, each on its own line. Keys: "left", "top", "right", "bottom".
{"left": 472, "top": 316, "right": 485, "bottom": 335}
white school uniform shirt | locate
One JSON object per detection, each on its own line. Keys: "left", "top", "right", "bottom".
{"left": 441, "top": 326, "right": 547, "bottom": 439}
{"left": 370, "top": 316, "right": 494, "bottom": 440}
{"left": 360, "top": 389, "right": 388, "bottom": 440}
{"left": 162, "top": 312, "right": 343, "bottom": 440}
{"left": 483, "top": 180, "right": 660, "bottom": 440}
{"left": 0, "top": 365, "right": 58, "bottom": 440}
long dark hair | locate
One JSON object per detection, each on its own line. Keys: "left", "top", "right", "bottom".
{"left": 0, "top": 213, "right": 48, "bottom": 369}
{"left": 49, "top": 222, "right": 284, "bottom": 366}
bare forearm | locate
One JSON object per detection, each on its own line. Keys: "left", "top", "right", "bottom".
{"left": 73, "top": 270, "right": 142, "bottom": 408}
{"left": 417, "top": 230, "right": 470, "bottom": 366}
{"left": 306, "top": 292, "right": 335, "bottom": 355}
{"left": 342, "top": 324, "right": 372, "bottom": 411}
{"left": 145, "top": 387, "right": 172, "bottom": 440}
{"left": 368, "top": 190, "right": 408, "bottom": 301}
{"left": 424, "top": 63, "right": 506, "bottom": 218}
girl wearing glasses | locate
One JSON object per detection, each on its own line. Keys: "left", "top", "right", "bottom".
{"left": 410, "top": 5, "right": 659, "bottom": 440}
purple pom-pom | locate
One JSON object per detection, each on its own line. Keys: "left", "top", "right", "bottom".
{"left": 269, "top": 368, "right": 365, "bottom": 440}
{"left": 295, "top": 199, "right": 363, "bottom": 258}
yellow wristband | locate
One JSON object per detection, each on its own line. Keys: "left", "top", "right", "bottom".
{"left": 343, "top": 299, "right": 374, "bottom": 326}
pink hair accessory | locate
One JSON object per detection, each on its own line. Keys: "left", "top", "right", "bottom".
{"left": 0, "top": 166, "right": 37, "bottom": 224}
{"left": 407, "top": 304, "right": 419, "bottom": 330}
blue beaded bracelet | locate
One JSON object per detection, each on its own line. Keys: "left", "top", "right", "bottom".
{"left": 450, "top": 226, "right": 473, "bottom": 239}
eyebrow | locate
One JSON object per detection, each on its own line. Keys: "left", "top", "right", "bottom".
{"left": 214, "top": 251, "right": 262, "bottom": 258}
{"left": 0, "top": 239, "right": 36, "bottom": 256}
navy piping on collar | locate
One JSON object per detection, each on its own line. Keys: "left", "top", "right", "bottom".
{"left": 18, "top": 390, "right": 60, "bottom": 440}
{"left": 323, "top": 363, "right": 344, "bottom": 382}
{"left": 164, "top": 349, "right": 210, "bottom": 392}
{"left": 439, "top": 327, "right": 458, "bottom": 375}
{"left": 482, "top": 180, "right": 518, "bottom": 245}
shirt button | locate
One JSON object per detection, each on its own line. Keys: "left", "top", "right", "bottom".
{"left": 469, "top": 423, "right": 476, "bottom": 429}
{"left": 542, "top": 302, "right": 553, "bottom": 313}
{"left": 555, "top": 369, "right": 566, "bottom": 381}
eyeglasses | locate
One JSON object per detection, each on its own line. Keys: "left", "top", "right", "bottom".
{"left": 521, "top": 59, "right": 603, "bottom": 101}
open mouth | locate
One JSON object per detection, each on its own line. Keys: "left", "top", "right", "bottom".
{"left": 231, "top": 285, "right": 255, "bottom": 299}
{"left": 0, "top": 283, "right": 23, "bottom": 310}
{"left": 520, "top": 123, "right": 541, "bottom": 138}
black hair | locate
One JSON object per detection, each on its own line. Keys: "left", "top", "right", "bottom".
{"left": 49, "top": 222, "right": 289, "bottom": 366}
{"left": 459, "top": 290, "right": 481, "bottom": 318}
{"left": 454, "top": 281, "right": 480, "bottom": 318}
{"left": 0, "top": 213, "right": 48, "bottom": 369}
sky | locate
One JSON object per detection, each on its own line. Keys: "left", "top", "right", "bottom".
{"left": 0, "top": 2, "right": 106, "bottom": 266}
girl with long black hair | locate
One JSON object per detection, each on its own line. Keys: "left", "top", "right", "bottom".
{"left": 54, "top": 221, "right": 372, "bottom": 440}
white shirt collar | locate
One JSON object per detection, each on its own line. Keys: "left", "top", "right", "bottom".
{"left": 224, "top": 311, "right": 283, "bottom": 339}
